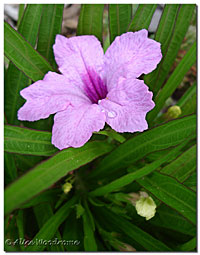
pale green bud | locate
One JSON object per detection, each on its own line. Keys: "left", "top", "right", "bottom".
{"left": 63, "top": 182, "right": 72, "bottom": 194}
{"left": 135, "top": 196, "right": 156, "bottom": 220}
{"left": 166, "top": 105, "right": 182, "bottom": 120}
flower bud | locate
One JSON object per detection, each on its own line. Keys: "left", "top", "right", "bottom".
{"left": 165, "top": 105, "right": 182, "bottom": 120}
{"left": 62, "top": 182, "right": 72, "bottom": 194}
{"left": 135, "top": 196, "right": 156, "bottom": 220}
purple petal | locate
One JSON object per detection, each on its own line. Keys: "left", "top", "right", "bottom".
{"left": 18, "top": 72, "right": 90, "bottom": 122}
{"left": 98, "top": 77, "right": 155, "bottom": 133}
{"left": 53, "top": 35, "right": 105, "bottom": 92}
{"left": 52, "top": 104, "right": 106, "bottom": 149}
{"left": 105, "top": 29, "right": 162, "bottom": 91}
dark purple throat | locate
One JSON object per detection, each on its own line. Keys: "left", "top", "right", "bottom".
{"left": 82, "top": 68, "right": 108, "bottom": 104}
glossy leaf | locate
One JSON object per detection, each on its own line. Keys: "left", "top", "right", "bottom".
{"left": 109, "top": 4, "right": 132, "bottom": 43}
{"left": 90, "top": 139, "right": 192, "bottom": 196}
{"left": 160, "top": 145, "right": 196, "bottom": 182}
{"left": 4, "top": 125, "right": 57, "bottom": 156}
{"left": 4, "top": 22, "right": 53, "bottom": 82}
{"left": 137, "top": 172, "right": 196, "bottom": 224}
{"left": 37, "top": 4, "right": 64, "bottom": 68}
{"left": 89, "top": 115, "right": 196, "bottom": 180}
{"left": 145, "top": 5, "right": 195, "bottom": 96}
{"left": 5, "top": 5, "right": 43, "bottom": 125}
{"left": 5, "top": 141, "right": 114, "bottom": 215}
{"left": 148, "top": 42, "right": 196, "bottom": 122}
{"left": 128, "top": 4, "right": 157, "bottom": 31}
{"left": 77, "top": 4, "right": 104, "bottom": 43}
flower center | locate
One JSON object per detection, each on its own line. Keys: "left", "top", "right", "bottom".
{"left": 82, "top": 68, "right": 108, "bottom": 104}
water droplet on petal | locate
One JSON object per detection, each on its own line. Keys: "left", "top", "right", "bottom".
{"left": 98, "top": 99, "right": 102, "bottom": 104}
{"left": 108, "top": 111, "right": 116, "bottom": 118}
{"left": 101, "top": 109, "right": 105, "bottom": 113}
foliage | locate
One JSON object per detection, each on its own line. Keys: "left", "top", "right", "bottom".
{"left": 4, "top": 4, "right": 196, "bottom": 252}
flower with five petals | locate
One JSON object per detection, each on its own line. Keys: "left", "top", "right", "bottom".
{"left": 18, "top": 29, "right": 162, "bottom": 150}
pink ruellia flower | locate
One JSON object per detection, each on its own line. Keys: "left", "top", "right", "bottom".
{"left": 18, "top": 29, "right": 162, "bottom": 150}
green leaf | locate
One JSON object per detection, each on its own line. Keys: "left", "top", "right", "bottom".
{"left": 95, "top": 129, "right": 126, "bottom": 143}
{"left": 4, "top": 152, "right": 18, "bottom": 185}
{"left": 148, "top": 42, "right": 196, "bottom": 122}
{"left": 5, "top": 5, "right": 43, "bottom": 125}
{"left": 89, "top": 115, "right": 196, "bottom": 180}
{"left": 4, "top": 22, "right": 53, "bottom": 82}
{"left": 20, "top": 189, "right": 61, "bottom": 209}
{"left": 77, "top": 4, "right": 104, "bottom": 43}
{"left": 34, "top": 203, "right": 65, "bottom": 251}
{"left": 37, "top": 4, "right": 64, "bottom": 68}
{"left": 150, "top": 204, "right": 196, "bottom": 236}
{"left": 5, "top": 141, "right": 114, "bottom": 215}
{"left": 16, "top": 210, "right": 25, "bottom": 251}
{"left": 4, "top": 125, "right": 58, "bottom": 156}
{"left": 145, "top": 4, "right": 195, "bottom": 96}
{"left": 177, "top": 82, "right": 196, "bottom": 108}
{"left": 25, "top": 196, "right": 78, "bottom": 251}
{"left": 180, "top": 92, "right": 196, "bottom": 117}
{"left": 176, "top": 237, "right": 196, "bottom": 251}
{"left": 160, "top": 145, "right": 196, "bottom": 182}
{"left": 63, "top": 213, "right": 84, "bottom": 251}
{"left": 17, "top": 4, "right": 25, "bottom": 27}
{"left": 128, "top": 4, "right": 157, "bottom": 31}
{"left": 154, "top": 5, "right": 179, "bottom": 54}
{"left": 137, "top": 172, "right": 196, "bottom": 224}
{"left": 109, "top": 4, "right": 132, "bottom": 43}
{"left": 95, "top": 206, "right": 171, "bottom": 251}
{"left": 82, "top": 200, "right": 97, "bottom": 251}
{"left": 90, "top": 139, "right": 192, "bottom": 196}
{"left": 183, "top": 172, "right": 196, "bottom": 191}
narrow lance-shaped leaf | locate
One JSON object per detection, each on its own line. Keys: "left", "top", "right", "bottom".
{"left": 150, "top": 204, "right": 196, "bottom": 236}
{"left": 82, "top": 200, "right": 97, "bottom": 251}
{"left": 90, "top": 138, "right": 193, "bottom": 196}
{"left": 5, "top": 141, "right": 114, "bottom": 215}
{"left": 137, "top": 171, "right": 196, "bottom": 224}
{"left": 33, "top": 203, "right": 65, "bottom": 251}
{"left": 145, "top": 4, "right": 195, "bottom": 96}
{"left": 37, "top": 4, "right": 64, "bottom": 68}
{"left": 5, "top": 5, "right": 43, "bottom": 125}
{"left": 109, "top": 4, "right": 132, "bottom": 43}
{"left": 4, "top": 22, "right": 53, "bottom": 82}
{"left": 17, "top": 4, "right": 25, "bottom": 27}
{"left": 144, "top": 4, "right": 179, "bottom": 92}
{"left": 4, "top": 125, "right": 58, "bottom": 156}
{"left": 4, "top": 152, "right": 18, "bottom": 185}
{"left": 176, "top": 237, "right": 196, "bottom": 252}
{"left": 177, "top": 81, "right": 196, "bottom": 108}
{"left": 89, "top": 115, "right": 196, "bottom": 180}
{"left": 160, "top": 144, "right": 196, "bottom": 183}
{"left": 128, "top": 4, "right": 157, "bottom": 31}
{"left": 148, "top": 42, "right": 196, "bottom": 122}
{"left": 25, "top": 196, "right": 78, "bottom": 252}
{"left": 94, "top": 206, "right": 171, "bottom": 251}
{"left": 77, "top": 4, "right": 104, "bottom": 43}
